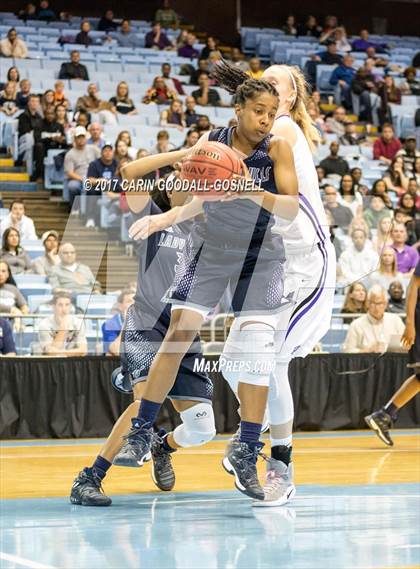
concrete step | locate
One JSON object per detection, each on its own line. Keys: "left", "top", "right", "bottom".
{"left": 0, "top": 158, "right": 14, "bottom": 167}
{"left": 0, "top": 181, "right": 37, "bottom": 191}
{"left": 0, "top": 172, "right": 30, "bottom": 182}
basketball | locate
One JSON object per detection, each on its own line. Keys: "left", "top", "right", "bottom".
{"left": 180, "top": 141, "right": 243, "bottom": 200}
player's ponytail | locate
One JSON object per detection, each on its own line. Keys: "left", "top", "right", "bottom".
{"left": 212, "top": 59, "right": 278, "bottom": 105}
{"left": 282, "top": 65, "right": 321, "bottom": 153}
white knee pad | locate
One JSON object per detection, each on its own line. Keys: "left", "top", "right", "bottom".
{"left": 221, "top": 317, "right": 277, "bottom": 388}
{"left": 173, "top": 403, "right": 216, "bottom": 447}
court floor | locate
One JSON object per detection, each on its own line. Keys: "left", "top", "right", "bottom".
{"left": 1, "top": 431, "right": 419, "bottom": 569}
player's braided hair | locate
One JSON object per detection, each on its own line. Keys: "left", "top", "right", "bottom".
{"left": 211, "top": 59, "right": 278, "bottom": 105}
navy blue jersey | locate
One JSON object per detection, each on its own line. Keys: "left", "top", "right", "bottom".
{"left": 132, "top": 200, "right": 189, "bottom": 331}
{"left": 203, "top": 126, "right": 278, "bottom": 243}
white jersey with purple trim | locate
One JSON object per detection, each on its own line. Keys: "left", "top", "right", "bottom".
{"left": 271, "top": 115, "right": 329, "bottom": 254}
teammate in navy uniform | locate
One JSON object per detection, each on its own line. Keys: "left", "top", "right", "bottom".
{"left": 365, "top": 260, "right": 420, "bottom": 446}
{"left": 114, "top": 62, "right": 299, "bottom": 501}
{"left": 70, "top": 180, "right": 216, "bottom": 507}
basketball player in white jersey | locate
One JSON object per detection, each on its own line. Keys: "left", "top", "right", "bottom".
{"left": 222, "top": 64, "right": 336, "bottom": 506}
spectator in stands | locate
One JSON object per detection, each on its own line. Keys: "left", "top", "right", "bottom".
{"left": 339, "top": 122, "right": 365, "bottom": 146}
{"left": 351, "top": 29, "right": 386, "bottom": 53}
{"left": 323, "top": 185, "right": 353, "bottom": 231}
{"left": 413, "top": 158, "right": 420, "bottom": 185}
{"left": 363, "top": 195, "right": 391, "bottom": 230}
{"left": 75, "top": 20, "right": 93, "bottom": 47}
{"left": 18, "top": 2, "right": 37, "bottom": 21}
{"left": 176, "top": 29, "right": 188, "bottom": 49}
{"left": 399, "top": 192, "right": 417, "bottom": 218}
{"left": 58, "top": 51, "right": 89, "bottom": 81}
{"left": 115, "top": 131, "right": 137, "bottom": 160}
{"left": 316, "top": 165, "right": 326, "bottom": 187}
{"left": 184, "top": 96, "right": 200, "bottom": 127}
{"left": 76, "top": 83, "right": 117, "bottom": 125}
{"left": 0, "top": 199, "right": 37, "bottom": 241}
{"left": 178, "top": 33, "right": 199, "bottom": 59}
{"left": 282, "top": 15, "right": 298, "bottom": 36}
{"left": 192, "top": 73, "right": 221, "bottom": 107}
{"left": 383, "top": 156, "right": 409, "bottom": 193}
{"left": 339, "top": 228, "right": 379, "bottom": 285}
{"left": 151, "top": 130, "right": 175, "bottom": 156}
{"left": 17, "top": 94, "right": 42, "bottom": 175}
{"left": 0, "top": 260, "right": 28, "bottom": 316}
{"left": 97, "top": 9, "right": 118, "bottom": 32}
{"left": 109, "top": 81, "right": 138, "bottom": 115}
{"left": 341, "top": 282, "right": 368, "bottom": 320}
{"left": 114, "top": 139, "right": 131, "bottom": 163}
{"left": 161, "top": 62, "right": 184, "bottom": 95}
{"left": 190, "top": 58, "right": 210, "bottom": 85}
{"left": 320, "top": 142, "right": 350, "bottom": 177}
{"left": 329, "top": 55, "right": 355, "bottom": 108}
{"left": 208, "top": 50, "right": 223, "bottom": 75}
{"left": 37, "top": 0, "right": 56, "bottom": 21}
{"left": 102, "top": 289, "right": 134, "bottom": 355}
{"left": 155, "top": 0, "right": 180, "bottom": 28}
{"left": 64, "top": 126, "right": 100, "bottom": 209}
{"left": 200, "top": 36, "right": 217, "bottom": 59}
{"left": 298, "top": 15, "right": 322, "bottom": 38}
{"left": 335, "top": 26, "right": 351, "bottom": 52}
{"left": 33, "top": 107, "right": 67, "bottom": 180}
{"left": 229, "top": 47, "right": 249, "bottom": 72}
{"left": 369, "top": 246, "right": 403, "bottom": 289}
{"left": 16, "top": 79, "right": 32, "bottom": 110}
{"left": 369, "top": 179, "right": 393, "bottom": 210}
{"left": 84, "top": 142, "right": 119, "bottom": 228}
{"left": 0, "top": 28, "right": 28, "bottom": 59}
{"left": 160, "top": 99, "right": 185, "bottom": 130}
{"left": 49, "top": 242, "right": 101, "bottom": 295}
{"left": 143, "top": 77, "right": 177, "bottom": 105}
{"left": 35, "top": 292, "right": 88, "bottom": 357}
{"left": 53, "top": 80, "right": 70, "bottom": 109}
{"left": 351, "top": 66, "right": 379, "bottom": 123}
{"left": 379, "top": 75, "right": 401, "bottom": 104}
{"left": 114, "top": 19, "right": 139, "bottom": 48}
{"left": 372, "top": 216, "right": 393, "bottom": 253}
{"left": 179, "top": 128, "right": 199, "bottom": 150}
{"left": 32, "top": 230, "right": 60, "bottom": 276}
{"left": 319, "top": 14, "right": 338, "bottom": 43}
{"left": 396, "top": 135, "right": 420, "bottom": 175}
{"left": 56, "top": 104, "right": 71, "bottom": 141}
{"left": 373, "top": 123, "right": 402, "bottom": 164}
{"left": 145, "top": 22, "right": 173, "bottom": 51}
{"left": 196, "top": 114, "right": 213, "bottom": 135}
{"left": 390, "top": 223, "right": 419, "bottom": 276}
{"left": 0, "top": 66, "right": 20, "bottom": 91}
{"left": 387, "top": 281, "right": 405, "bottom": 314}
{"left": 0, "top": 317, "right": 16, "bottom": 356}
{"left": 350, "top": 167, "right": 368, "bottom": 194}
{"left": 41, "top": 89, "right": 56, "bottom": 115}
{"left": 325, "top": 106, "right": 347, "bottom": 136}
{"left": 0, "top": 82, "right": 19, "bottom": 118}
{"left": 246, "top": 57, "right": 264, "bottom": 80}
{"left": 87, "top": 122, "right": 105, "bottom": 149}
{"left": 401, "top": 67, "right": 420, "bottom": 96}
{"left": 338, "top": 174, "right": 363, "bottom": 216}
{"left": 365, "top": 47, "right": 389, "bottom": 67}
{"left": 342, "top": 285, "right": 404, "bottom": 353}
{"left": 307, "top": 99, "right": 327, "bottom": 138}
{"left": 312, "top": 40, "right": 343, "bottom": 65}
{"left": 0, "top": 228, "right": 33, "bottom": 275}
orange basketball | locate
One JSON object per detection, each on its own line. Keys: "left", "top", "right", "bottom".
{"left": 180, "top": 141, "right": 243, "bottom": 200}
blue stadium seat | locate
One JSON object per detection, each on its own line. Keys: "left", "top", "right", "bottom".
{"left": 316, "top": 64, "right": 337, "bottom": 94}
{"left": 19, "top": 283, "right": 52, "bottom": 298}
{"left": 28, "top": 295, "right": 53, "bottom": 313}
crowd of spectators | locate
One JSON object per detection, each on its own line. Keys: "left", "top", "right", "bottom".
{"left": 1, "top": 7, "right": 419, "bottom": 356}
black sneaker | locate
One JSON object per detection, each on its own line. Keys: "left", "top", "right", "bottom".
{"left": 113, "top": 420, "right": 154, "bottom": 467}
{"left": 70, "top": 468, "right": 112, "bottom": 507}
{"left": 222, "top": 439, "right": 265, "bottom": 500}
{"left": 365, "top": 409, "right": 394, "bottom": 446}
{"left": 151, "top": 430, "right": 176, "bottom": 491}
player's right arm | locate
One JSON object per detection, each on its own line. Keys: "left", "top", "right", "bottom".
{"left": 402, "top": 267, "right": 420, "bottom": 349}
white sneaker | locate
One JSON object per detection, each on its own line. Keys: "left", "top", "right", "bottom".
{"left": 252, "top": 457, "right": 296, "bottom": 507}
{"left": 85, "top": 219, "right": 95, "bottom": 228}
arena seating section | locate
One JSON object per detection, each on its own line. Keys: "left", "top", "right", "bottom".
{"left": 0, "top": 13, "right": 419, "bottom": 355}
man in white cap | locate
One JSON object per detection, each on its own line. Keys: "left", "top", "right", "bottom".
{"left": 32, "top": 230, "right": 60, "bottom": 276}
{"left": 63, "top": 126, "right": 100, "bottom": 212}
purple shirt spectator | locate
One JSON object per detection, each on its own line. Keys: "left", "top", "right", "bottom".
{"left": 145, "top": 23, "right": 173, "bottom": 50}
{"left": 178, "top": 44, "right": 199, "bottom": 59}
{"left": 391, "top": 245, "right": 419, "bottom": 275}
{"left": 351, "top": 30, "right": 386, "bottom": 52}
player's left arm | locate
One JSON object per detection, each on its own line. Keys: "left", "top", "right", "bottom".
{"left": 401, "top": 271, "right": 420, "bottom": 349}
